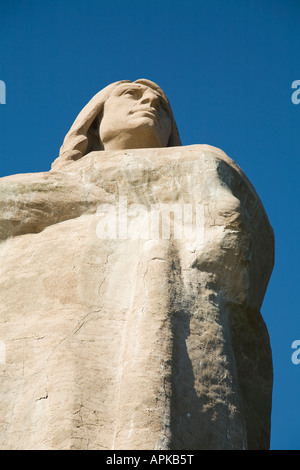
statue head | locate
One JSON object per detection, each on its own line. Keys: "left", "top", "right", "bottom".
{"left": 52, "top": 79, "right": 182, "bottom": 169}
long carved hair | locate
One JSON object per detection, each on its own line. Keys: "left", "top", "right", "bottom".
{"left": 51, "top": 79, "right": 182, "bottom": 170}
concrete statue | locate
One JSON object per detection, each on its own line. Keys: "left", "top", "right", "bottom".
{"left": 0, "top": 79, "right": 274, "bottom": 450}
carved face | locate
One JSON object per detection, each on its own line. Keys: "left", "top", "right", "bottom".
{"left": 99, "top": 82, "right": 172, "bottom": 150}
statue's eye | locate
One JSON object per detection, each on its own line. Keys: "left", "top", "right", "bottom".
{"left": 122, "top": 89, "right": 137, "bottom": 97}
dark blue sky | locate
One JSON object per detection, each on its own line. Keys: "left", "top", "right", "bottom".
{"left": 1, "top": 0, "right": 299, "bottom": 450}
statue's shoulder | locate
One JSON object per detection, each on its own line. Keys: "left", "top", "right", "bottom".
{"left": 178, "top": 144, "right": 238, "bottom": 166}
{"left": 0, "top": 169, "right": 73, "bottom": 193}
{"left": 179, "top": 144, "right": 252, "bottom": 184}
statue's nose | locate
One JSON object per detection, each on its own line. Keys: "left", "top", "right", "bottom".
{"left": 139, "top": 91, "right": 160, "bottom": 108}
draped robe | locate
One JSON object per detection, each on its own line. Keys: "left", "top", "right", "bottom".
{"left": 0, "top": 144, "right": 274, "bottom": 449}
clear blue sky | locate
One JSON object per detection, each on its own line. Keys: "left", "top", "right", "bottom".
{"left": 0, "top": 0, "right": 299, "bottom": 450}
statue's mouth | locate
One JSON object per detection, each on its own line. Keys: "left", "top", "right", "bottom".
{"left": 130, "top": 107, "right": 158, "bottom": 118}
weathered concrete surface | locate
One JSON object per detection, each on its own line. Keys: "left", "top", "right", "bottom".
{"left": 0, "top": 145, "right": 274, "bottom": 449}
